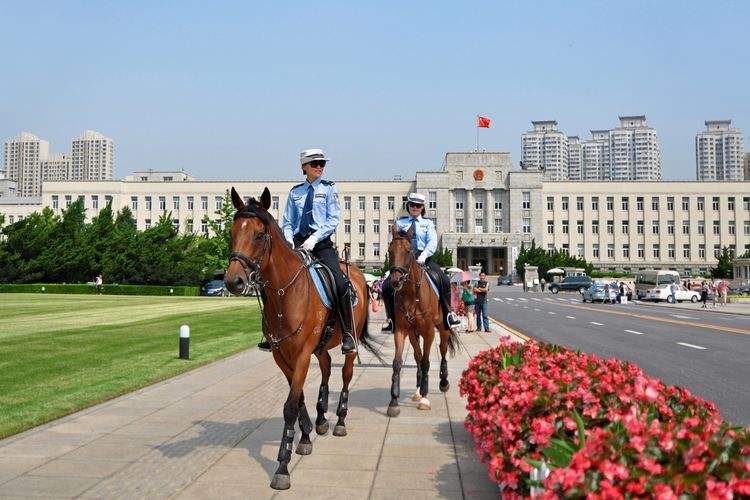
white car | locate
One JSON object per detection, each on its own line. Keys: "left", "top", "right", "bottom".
{"left": 645, "top": 284, "right": 700, "bottom": 303}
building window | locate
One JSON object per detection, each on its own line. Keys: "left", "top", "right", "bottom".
{"left": 713, "top": 220, "right": 720, "bottom": 235}
{"left": 744, "top": 197, "right": 750, "bottom": 211}
{"left": 51, "top": 195, "right": 59, "bottom": 209}
{"left": 201, "top": 196, "right": 208, "bottom": 210}
{"left": 607, "top": 244, "right": 614, "bottom": 258}
{"left": 683, "top": 244, "right": 690, "bottom": 259}
{"left": 621, "top": 197, "right": 629, "bottom": 211}
{"left": 562, "top": 221, "right": 569, "bottom": 234}
{"left": 494, "top": 198, "right": 502, "bottom": 210}
{"left": 358, "top": 243, "right": 365, "bottom": 258}
{"left": 374, "top": 196, "right": 381, "bottom": 210}
{"left": 187, "top": 219, "right": 194, "bottom": 233}
{"left": 561, "top": 244, "right": 569, "bottom": 255}
{"left": 344, "top": 220, "right": 351, "bottom": 233}
{"left": 522, "top": 218, "right": 531, "bottom": 233}
{"left": 652, "top": 221, "right": 659, "bottom": 235}
{"left": 172, "top": 219, "right": 179, "bottom": 231}
{"left": 698, "top": 221, "right": 705, "bottom": 235}
{"left": 388, "top": 219, "right": 394, "bottom": 231}
{"left": 714, "top": 244, "right": 721, "bottom": 259}
{"left": 591, "top": 197, "right": 599, "bottom": 211}
{"left": 373, "top": 242, "right": 380, "bottom": 258}
{"left": 667, "top": 197, "right": 674, "bottom": 211}
{"left": 187, "top": 196, "right": 194, "bottom": 210}
{"left": 668, "top": 244, "right": 675, "bottom": 259}
{"left": 145, "top": 219, "right": 152, "bottom": 230}
{"left": 712, "top": 197, "right": 720, "bottom": 211}
{"left": 131, "top": 196, "right": 138, "bottom": 210}
{"left": 577, "top": 220, "right": 584, "bottom": 234}
{"left": 728, "top": 197, "right": 735, "bottom": 211}
{"left": 427, "top": 192, "right": 436, "bottom": 209}
{"left": 667, "top": 221, "right": 674, "bottom": 235}
{"left": 606, "top": 220, "right": 614, "bottom": 234}
{"left": 358, "top": 219, "right": 365, "bottom": 233}
{"left": 682, "top": 197, "right": 689, "bottom": 211}
{"left": 548, "top": 244, "right": 555, "bottom": 256}
{"left": 173, "top": 196, "right": 180, "bottom": 210}
{"left": 272, "top": 196, "right": 279, "bottom": 210}
{"left": 623, "top": 244, "right": 630, "bottom": 258}
{"left": 697, "top": 197, "right": 704, "bottom": 211}
{"left": 546, "top": 196, "right": 554, "bottom": 210}
{"left": 651, "top": 197, "right": 659, "bottom": 211}
{"left": 215, "top": 196, "right": 222, "bottom": 210}
{"left": 402, "top": 196, "right": 408, "bottom": 210}
{"left": 729, "top": 221, "right": 736, "bottom": 235}
{"left": 144, "top": 196, "right": 151, "bottom": 211}
{"left": 577, "top": 244, "right": 585, "bottom": 257}
{"left": 373, "top": 220, "right": 380, "bottom": 233}
{"left": 159, "top": 196, "right": 166, "bottom": 210}
{"left": 455, "top": 218, "right": 464, "bottom": 233}
{"left": 606, "top": 197, "right": 614, "bottom": 211}
{"left": 388, "top": 196, "right": 395, "bottom": 210}
{"left": 682, "top": 221, "right": 690, "bottom": 234}
{"left": 745, "top": 221, "right": 750, "bottom": 235}
{"left": 475, "top": 191, "right": 484, "bottom": 210}
{"left": 622, "top": 221, "right": 629, "bottom": 234}
{"left": 592, "top": 220, "right": 599, "bottom": 234}
{"left": 455, "top": 191, "right": 464, "bottom": 210}
{"left": 653, "top": 245, "right": 660, "bottom": 259}
{"left": 547, "top": 220, "right": 554, "bottom": 234}
{"left": 494, "top": 218, "right": 502, "bottom": 233}
{"left": 637, "top": 220, "right": 644, "bottom": 234}
{"left": 561, "top": 196, "right": 568, "bottom": 211}
{"left": 522, "top": 192, "right": 531, "bottom": 210}
{"left": 344, "top": 196, "right": 351, "bottom": 210}
{"left": 358, "top": 196, "right": 366, "bottom": 210}
{"left": 638, "top": 244, "right": 645, "bottom": 258}
{"left": 473, "top": 217, "right": 484, "bottom": 233}
{"left": 64, "top": 195, "right": 71, "bottom": 208}
{"left": 576, "top": 197, "right": 584, "bottom": 210}
{"left": 593, "top": 244, "right": 600, "bottom": 258}
{"left": 636, "top": 197, "right": 644, "bottom": 211}
{"left": 105, "top": 195, "right": 112, "bottom": 206}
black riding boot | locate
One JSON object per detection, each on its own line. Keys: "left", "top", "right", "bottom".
{"left": 338, "top": 292, "right": 356, "bottom": 354}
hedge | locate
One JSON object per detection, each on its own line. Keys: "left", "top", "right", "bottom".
{"left": 0, "top": 283, "right": 200, "bottom": 296}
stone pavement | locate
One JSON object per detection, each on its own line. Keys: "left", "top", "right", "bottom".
{"left": 0, "top": 311, "right": 522, "bottom": 499}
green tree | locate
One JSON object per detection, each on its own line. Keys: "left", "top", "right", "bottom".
{"left": 431, "top": 247, "right": 454, "bottom": 268}
{"left": 711, "top": 246, "right": 734, "bottom": 279}
{"left": 201, "top": 191, "right": 235, "bottom": 275}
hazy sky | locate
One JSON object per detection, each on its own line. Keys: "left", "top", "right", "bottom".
{"left": 1, "top": 1, "right": 748, "bottom": 181}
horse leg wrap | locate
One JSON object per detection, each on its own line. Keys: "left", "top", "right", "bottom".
{"left": 416, "top": 366, "right": 422, "bottom": 389}
{"left": 277, "top": 400, "right": 298, "bottom": 463}
{"left": 390, "top": 359, "right": 402, "bottom": 401}
{"left": 297, "top": 400, "right": 313, "bottom": 436}
{"left": 420, "top": 359, "right": 430, "bottom": 397}
{"left": 440, "top": 359, "right": 448, "bottom": 382}
{"left": 336, "top": 390, "right": 349, "bottom": 421}
{"left": 315, "top": 384, "right": 329, "bottom": 425}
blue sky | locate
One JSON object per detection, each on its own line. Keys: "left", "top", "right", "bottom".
{"left": 1, "top": 1, "right": 748, "bottom": 181}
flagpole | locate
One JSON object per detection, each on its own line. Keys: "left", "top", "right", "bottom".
{"left": 476, "top": 115, "right": 479, "bottom": 151}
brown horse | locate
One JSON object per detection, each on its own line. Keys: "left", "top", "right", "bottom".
{"left": 386, "top": 223, "right": 459, "bottom": 417}
{"left": 224, "top": 187, "right": 381, "bottom": 490}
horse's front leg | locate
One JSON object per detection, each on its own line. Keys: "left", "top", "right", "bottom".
{"left": 315, "top": 351, "right": 332, "bottom": 435}
{"left": 438, "top": 327, "right": 450, "bottom": 392}
{"left": 417, "top": 328, "right": 434, "bottom": 411}
{"left": 387, "top": 328, "right": 407, "bottom": 417}
{"left": 409, "top": 333, "right": 423, "bottom": 402}
{"left": 295, "top": 392, "right": 313, "bottom": 455}
{"left": 333, "top": 350, "right": 355, "bottom": 437}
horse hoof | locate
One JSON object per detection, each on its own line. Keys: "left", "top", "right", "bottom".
{"left": 411, "top": 390, "right": 421, "bottom": 402}
{"left": 418, "top": 398, "right": 431, "bottom": 411}
{"left": 333, "top": 425, "right": 347, "bottom": 437}
{"left": 270, "top": 474, "right": 291, "bottom": 490}
{"left": 439, "top": 381, "right": 450, "bottom": 393}
{"left": 295, "top": 442, "right": 313, "bottom": 455}
{"left": 386, "top": 405, "right": 400, "bottom": 417}
{"left": 315, "top": 422, "right": 329, "bottom": 435}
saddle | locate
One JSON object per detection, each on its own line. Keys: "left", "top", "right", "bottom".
{"left": 421, "top": 265, "right": 442, "bottom": 297}
{"left": 297, "top": 250, "right": 357, "bottom": 310}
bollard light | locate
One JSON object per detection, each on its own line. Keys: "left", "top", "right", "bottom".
{"left": 41, "top": 286, "right": 45, "bottom": 292}
{"left": 170, "top": 288, "right": 174, "bottom": 294}
{"left": 179, "top": 325, "right": 190, "bottom": 360}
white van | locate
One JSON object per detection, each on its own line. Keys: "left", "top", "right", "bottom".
{"left": 634, "top": 270, "right": 680, "bottom": 299}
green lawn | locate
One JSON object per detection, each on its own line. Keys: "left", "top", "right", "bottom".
{"left": 0, "top": 294, "right": 261, "bottom": 438}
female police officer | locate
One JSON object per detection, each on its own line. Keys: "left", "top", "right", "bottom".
{"left": 381, "top": 192, "right": 461, "bottom": 331}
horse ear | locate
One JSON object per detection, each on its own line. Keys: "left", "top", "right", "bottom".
{"left": 260, "top": 187, "right": 271, "bottom": 210}
{"left": 231, "top": 187, "right": 245, "bottom": 210}
{"left": 391, "top": 222, "right": 399, "bottom": 237}
{"left": 406, "top": 222, "right": 415, "bottom": 241}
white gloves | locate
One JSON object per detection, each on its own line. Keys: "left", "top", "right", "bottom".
{"left": 417, "top": 254, "right": 427, "bottom": 264}
{"left": 301, "top": 236, "right": 317, "bottom": 252}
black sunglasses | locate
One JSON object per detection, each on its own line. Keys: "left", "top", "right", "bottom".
{"left": 307, "top": 160, "right": 326, "bottom": 168}
{"left": 407, "top": 202, "right": 424, "bottom": 208}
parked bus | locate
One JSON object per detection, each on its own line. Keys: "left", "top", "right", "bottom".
{"left": 634, "top": 270, "right": 680, "bottom": 299}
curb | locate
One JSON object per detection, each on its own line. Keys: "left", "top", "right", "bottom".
{"left": 489, "top": 316, "right": 531, "bottom": 343}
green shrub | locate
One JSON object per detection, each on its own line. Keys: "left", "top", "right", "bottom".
{"left": 0, "top": 283, "right": 200, "bottom": 296}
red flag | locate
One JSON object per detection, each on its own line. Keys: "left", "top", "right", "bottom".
{"left": 477, "top": 116, "right": 491, "bottom": 128}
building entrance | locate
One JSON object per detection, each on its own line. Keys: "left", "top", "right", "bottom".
{"left": 456, "top": 247, "right": 507, "bottom": 275}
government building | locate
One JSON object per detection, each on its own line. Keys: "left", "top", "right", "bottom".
{"left": 3, "top": 151, "right": 750, "bottom": 277}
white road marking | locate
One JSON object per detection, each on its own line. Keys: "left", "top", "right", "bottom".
{"left": 677, "top": 342, "right": 706, "bottom": 350}
{"left": 625, "top": 329, "right": 645, "bottom": 335}
{"left": 534, "top": 308, "right": 541, "bottom": 312}
{"left": 565, "top": 316, "right": 576, "bottom": 319}
{"left": 493, "top": 297, "right": 502, "bottom": 301}
{"left": 518, "top": 297, "right": 528, "bottom": 301}
{"left": 557, "top": 298, "right": 567, "bottom": 302}
{"left": 506, "top": 298, "right": 515, "bottom": 302}
{"left": 590, "top": 321, "right": 604, "bottom": 326}
{"left": 523, "top": 306, "right": 529, "bottom": 309}
{"left": 532, "top": 298, "right": 541, "bottom": 302}
{"left": 548, "top": 311, "right": 556, "bottom": 315}
{"left": 671, "top": 314, "right": 697, "bottom": 320}
{"left": 546, "top": 298, "right": 555, "bottom": 302}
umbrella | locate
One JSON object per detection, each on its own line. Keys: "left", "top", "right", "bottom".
{"left": 461, "top": 271, "right": 472, "bottom": 283}
{"left": 547, "top": 268, "right": 565, "bottom": 275}
{"left": 362, "top": 273, "right": 378, "bottom": 283}
{"left": 446, "top": 267, "right": 463, "bottom": 273}
{"left": 450, "top": 272, "right": 464, "bottom": 284}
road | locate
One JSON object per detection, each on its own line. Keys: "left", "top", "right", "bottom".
{"left": 486, "top": 285, "right": 750, "bottom": 427}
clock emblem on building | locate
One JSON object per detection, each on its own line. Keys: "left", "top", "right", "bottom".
{"left": 473, "top": 169, "right": 484, "bottom": 181}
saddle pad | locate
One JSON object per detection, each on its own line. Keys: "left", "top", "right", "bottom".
{"left": 308, "top": 263, "right": 358, "bottom": 310}
{"left": 425, "top": 270, "right": 440, "bottom": 296}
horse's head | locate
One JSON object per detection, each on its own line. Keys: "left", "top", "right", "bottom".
{"left": 225, "top": 186, "right": 272, "bottom": 295}
{"left": 388, "top": 222, "right": 415, "bottom": 292}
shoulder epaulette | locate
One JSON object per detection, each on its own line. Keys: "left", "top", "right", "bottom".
{"left": 321, "top": 180, "right": 335, "bottom": 186}
{"left": 292, "top": 182, "right": 304, "bottom": 189}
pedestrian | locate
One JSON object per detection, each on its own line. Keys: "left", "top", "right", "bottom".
{"left": 474, "top": 272, "right": 490, "bottom": 333}
{"left": 700, "top": 283, "right": 708, "bottom": 308}
{"left": 95, "top": 274, "right": 103, "bottom": 295}
{"left": 540, "top": 278, "right": 546, "bottom": 292}
{"left": 603, "top": 283, "right": 611, "bottom": 304}
{"left": 710, "top": 282, "right": 717, "bottom": 308}
{"left": 462, "top": 281, "right": 476, "bottom": 332}
{"left": 669, "top": 282, "right": 678, "bottom": 304}
{"left": 619, "top": 281, "right": 626, "bottom": 303}
{"left": 719, "top": 280, "right": 729, "bottom": 306}
{"left": 450, "top": 281, "right": 462, "bottom": 315}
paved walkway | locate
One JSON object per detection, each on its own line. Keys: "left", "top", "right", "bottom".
{"left": 0, "top": 311, "right": 520, "bottom": 499}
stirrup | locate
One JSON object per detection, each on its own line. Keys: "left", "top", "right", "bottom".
{"left": 381, "top": 318, "right": 393, "bottom": 331}
{"left": 447, "top": 312, "right": 461, "bottom": 327}
{"left": 341, "top": 332, "right": 356, "bottom": 354}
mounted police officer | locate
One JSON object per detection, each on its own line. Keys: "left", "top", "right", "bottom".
{"left": 381, "top": 192, "right": 461, "bottom": 332}
{"left": 256, "top": 148, "right": 356, "bottom": 354}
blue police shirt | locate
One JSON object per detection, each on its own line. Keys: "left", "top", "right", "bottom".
{"left": 282, "top": 177, "right": 341, "bottom": 243}
{"left": 395, "top": 215, "right": 437, "bottom": 259}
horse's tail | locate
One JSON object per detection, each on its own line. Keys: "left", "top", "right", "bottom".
{"left": 358, "top": 289, "right": 385, "bottom": 363}
{"left": 446, "top": 325, "right": 461, "bottom": 357}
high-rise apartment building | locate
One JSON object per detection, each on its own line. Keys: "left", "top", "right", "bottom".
{"left": 521, "top": 121, "right": 569, "bottom": 180}
{"left": 609, "top": 115, "right": 661, "bottom": 181}
{"left": 40, "top": 154, "right": 71, "bottom": 181}
{"left": 3, "top": 132, "right": 50, "bottom": 197}
{"left": 71, "top": 130, "right": 114, "bottom": 181}
{"left": 745, "top": 153, "right": 750, "bottom": 181}
{"left": 581, "top": 130, "right": 611, "bottom": 181}
{"left": 695, "top": 120, "right": 744, "bottom": 181}
{"left": 567, "top": 136, "right": 582, "bottom": 180}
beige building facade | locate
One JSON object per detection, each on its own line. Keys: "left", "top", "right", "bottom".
{"left": 3, "top": 151, "right": 750, "bottom": 276}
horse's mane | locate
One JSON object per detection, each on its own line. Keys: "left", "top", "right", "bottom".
{"left": 234, "top": 198, "right": 285, "bottom": 239}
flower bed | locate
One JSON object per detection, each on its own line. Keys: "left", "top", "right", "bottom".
{"left": 459, "top": 339, "right": 750, "bottom": 498}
